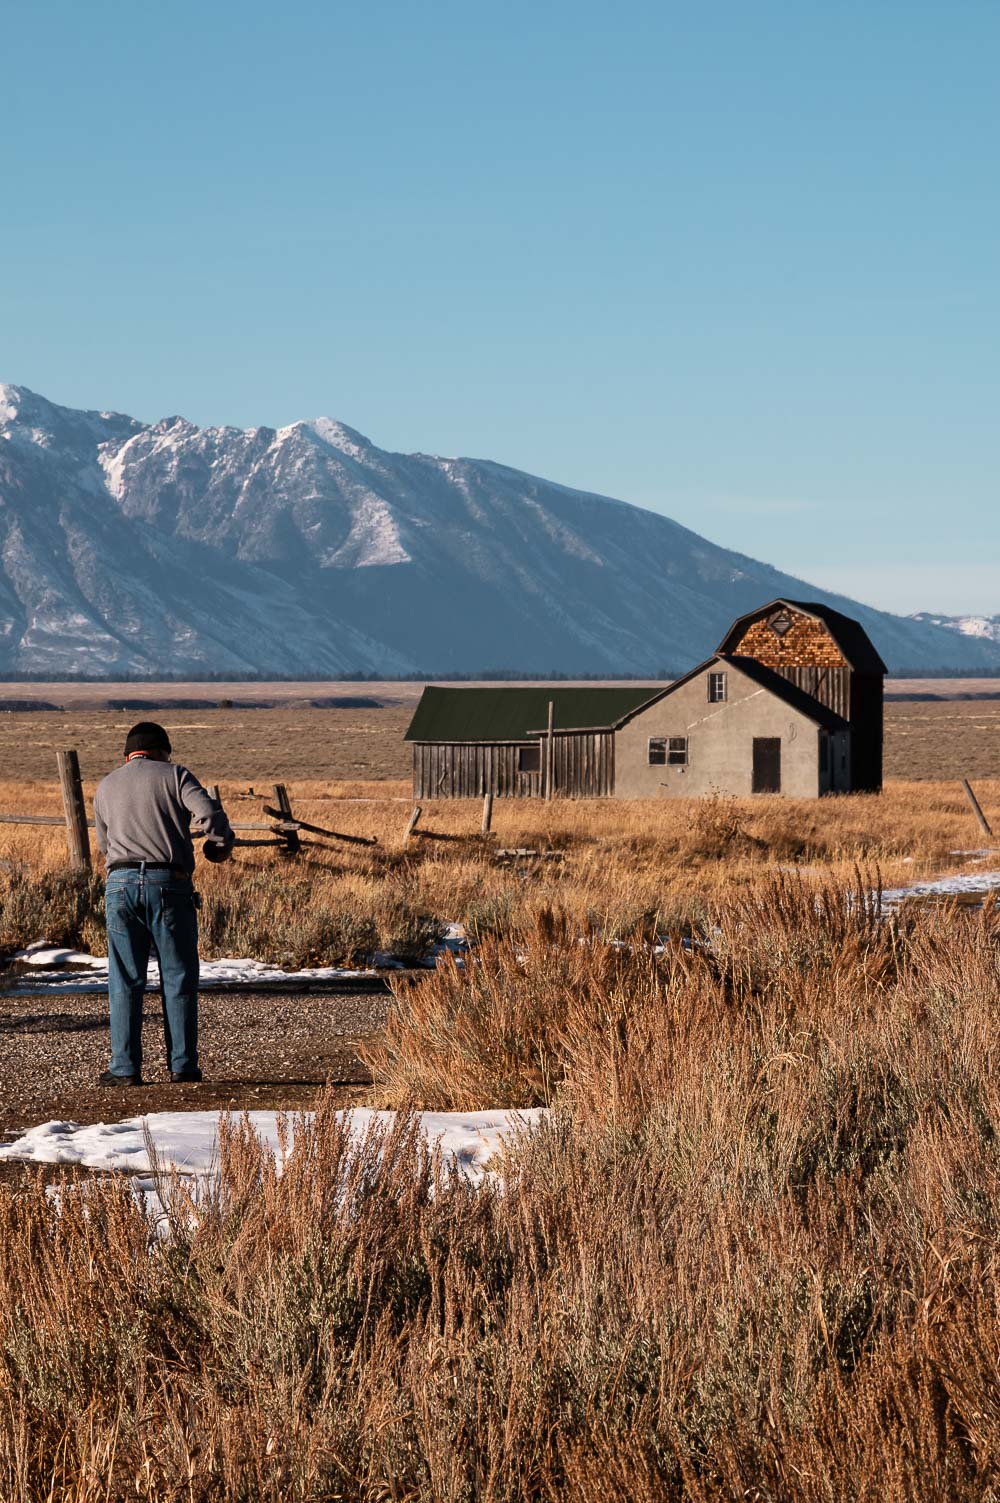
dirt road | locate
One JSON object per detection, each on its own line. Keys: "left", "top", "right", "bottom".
{"left": 0, "top": 985, "right": 387, "bottom": 1183}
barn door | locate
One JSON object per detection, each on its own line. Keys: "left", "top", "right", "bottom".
{"left": 752, "top": 737, "right": 781, "bottom": 793}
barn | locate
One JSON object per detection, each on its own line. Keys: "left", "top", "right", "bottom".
{"left": 405, "top": 599, "right": 885, "bottom": 799}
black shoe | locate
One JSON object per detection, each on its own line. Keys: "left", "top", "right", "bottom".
{"left": 170, "top": 1068, "right": 203, "bottom": 1084}
{"left": 98, "top": 1069, "right": 142, "bottom": 1087}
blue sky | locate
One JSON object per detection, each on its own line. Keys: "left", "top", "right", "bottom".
{"left": 3, "top": 0, "right": 997, "bottom": 614}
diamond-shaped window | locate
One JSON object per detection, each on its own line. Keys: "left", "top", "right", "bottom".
{"left": 768, "top": 612, "right": 793, "bottom": 638}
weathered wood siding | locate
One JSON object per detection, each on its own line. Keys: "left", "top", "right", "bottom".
{"left": 412, "top": 734, "right": 615, "bottom": 799}
{"left": 768, "top": 664, "right": 852, "bottom": 719}
{"left": 551, "top": 732, "right": 615, "bottom": 797}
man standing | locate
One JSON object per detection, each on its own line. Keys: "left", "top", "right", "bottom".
{"left": 93, "top": 721, "right": 234, "bottom": 1087}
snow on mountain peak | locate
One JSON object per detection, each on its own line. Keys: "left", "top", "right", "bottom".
{"left": 0, "top": 381, "right": 998, "bottom": 675}
{"left": 0, "top": 384, "right": 22, "bottom": 423}
{"left": 910, "top": 611, "right": 1000, "bottom": 644}
{"left": 296, "top": 417, "right": 373, "bottom": 460}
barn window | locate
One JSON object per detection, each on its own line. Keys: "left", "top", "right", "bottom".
{"left": 652, "top": 736, "right": 688, "bottom": 765}
{"left": 517, "top": 744, "right": 541, "bottom": 773}
{"left": 768, "top": 611, "right": 793, "bottom": 638}
{"left": 708, "top": 671, "right": 727, "bottom": 703}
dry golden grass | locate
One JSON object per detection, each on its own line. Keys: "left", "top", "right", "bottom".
{"left": 0, "top": 779, "right": 997, "bottom": 964}
{"left": 0, "top": 681, "right": 996, "bottom": 782}
{"left": 3, "top": 882, "right": 1000, "bottom": 1499}
{"left": 3, "top": 756, "right": 1000, "bottom": 1498}
{"left": 884, "top": 698, "right": 1000, "bottom": 780}
{"left": 0, "top": 706, "right": 416, "bottom": 781}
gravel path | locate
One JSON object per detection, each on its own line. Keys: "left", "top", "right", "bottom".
{"left": 0, "top": 985, "right": 390, "bottom": 1184}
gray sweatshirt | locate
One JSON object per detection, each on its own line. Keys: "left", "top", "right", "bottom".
{"left": 94, "top": 758, "right": 234, "bottom": 875}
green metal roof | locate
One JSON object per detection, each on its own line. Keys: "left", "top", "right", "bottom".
{"left": 404, "top": 685, "right": 662, "bottom": 743}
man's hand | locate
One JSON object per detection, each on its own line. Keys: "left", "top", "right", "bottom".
{"left": 202, "top": 832, "right": 235, "bottom": 864}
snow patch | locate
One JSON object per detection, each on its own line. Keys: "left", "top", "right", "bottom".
{"left": 910, "top": 611, "right": 1000, "bottom": 644}
{"left": 880, "top": 870, "right": 1000, "bottom": 907}
{"left": 10, "top": 944, "right": 378, "bottom": 993}
{"left": 321, "top": 493, "right": 411, "bottom": 568}
{"left": 0, "top": 1108, "right": 545, "bottom": 1186}
{"left": 98, "top": 435, "right": 137, "bottom": 499}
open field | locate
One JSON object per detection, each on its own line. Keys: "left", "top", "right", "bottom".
{"left": 2, "top": 706, "right": 1000, "bottom": 1497}
{"left": 1, "top": 778, "right": 998, "bottom": 1129}
{"left": 0, "top": 679, "right": 998, "bottom": 782}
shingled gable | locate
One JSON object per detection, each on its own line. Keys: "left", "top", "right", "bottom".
{"left": 717, "top": 599, "right": 888, "bottom": 675}
{"left": 404, "top": 684, "right": 662, "bottom": 744}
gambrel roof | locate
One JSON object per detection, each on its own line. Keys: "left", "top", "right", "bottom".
{"left": 717, "top": 599, "right": 888, "bottom": 675}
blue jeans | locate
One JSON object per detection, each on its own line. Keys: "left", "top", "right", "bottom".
{"left": 105, "top": 866, "right": 200, "bottom": 1078}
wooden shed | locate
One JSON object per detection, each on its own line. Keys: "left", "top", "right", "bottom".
{"left": 405, "top": 686, "right": 656, "bottom": 799}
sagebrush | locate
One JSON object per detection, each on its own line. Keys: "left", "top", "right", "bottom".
{"left": 3, "top": 875, "right": 1000, "bottom": 1498}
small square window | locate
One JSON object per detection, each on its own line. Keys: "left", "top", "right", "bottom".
{"left": 517, "top": 744, "right": 541, "bottom": 773}
{"left": 668, "top": 737, "right": 688, "bottom": 765}
{"left": 708, "top": 672, "right": 727, "bottom": 703}
{"left": 648, "top": 738, "right": 667, "bottom": 765}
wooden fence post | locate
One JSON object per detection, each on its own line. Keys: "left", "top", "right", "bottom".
{"left": 960, "top": 778, "right": 994, "bottom": 838}
{"left": 405, "top": 805, "right": 423, "bottom": 842}
{"left": 544, "top": 700, "right": 555, "bottom": 802}
{"left": 56, "top": 749, "right": 90, "bottom": 870}
{"left": 481, "top": 791, "right": 494, "bottom": 835}
{"left": 269, "top": 783, "right": 301, "bottom": 854}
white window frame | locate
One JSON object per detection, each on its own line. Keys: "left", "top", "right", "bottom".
{"left": 708, "top": 671, "right": 727, "bottom": 703}
{"left": 648, "top": 737, "right": 667, "bottom": 766}
{"left": 668, "top": 736, "right": 688, "bottom": 765}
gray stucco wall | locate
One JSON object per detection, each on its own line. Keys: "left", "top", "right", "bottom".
{"left": 614, "top": 663, "right": 828, "bottom": 799}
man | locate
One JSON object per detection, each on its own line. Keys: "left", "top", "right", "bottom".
{"left": 93, "top": 721, "right": 234, "bottom": 1087}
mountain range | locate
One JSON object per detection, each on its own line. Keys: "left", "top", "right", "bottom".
{"left": 0, "top": 383, "right": 996, "bottom": 676}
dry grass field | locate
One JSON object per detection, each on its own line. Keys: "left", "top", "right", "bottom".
{"left": 2, "top": 683, "right": 1000, "bottom": 1499}
{"left": 0, "top": 777, "right": 997, "bottom": 948}
{"left": 0, "top": 677, "right": 997, "bottom": 783}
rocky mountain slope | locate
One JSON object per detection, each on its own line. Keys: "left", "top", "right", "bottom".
{"left": 0, "top": 383, "right": 995, "bottom": 675}
{"left": 910, "top": 612, "right": 1000, "bottom": 646}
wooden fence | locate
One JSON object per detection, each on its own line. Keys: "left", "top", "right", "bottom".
{"left": 0, "top": 754, "right": 383, "bottom": 868}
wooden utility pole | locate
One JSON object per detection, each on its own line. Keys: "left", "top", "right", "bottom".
{"left": 545, "top": 700, "right": 555, "bottom": 802}
{"left": 56, "top": 749, "right": 90, "bottom": 870}
{"left": 960, "top": 778, "right": 994, "bottom": 838}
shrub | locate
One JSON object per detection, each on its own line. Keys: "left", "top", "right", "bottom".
{"left": 0, "top": 865, "right": 106, "bottom": 956}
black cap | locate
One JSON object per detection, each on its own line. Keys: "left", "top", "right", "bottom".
{"left": 124, "top": 721, "right": 172, "bottom": 757}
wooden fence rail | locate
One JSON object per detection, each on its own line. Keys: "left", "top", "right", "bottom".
{"left": 0, "top": 752, "right": 382, "bottom": 863}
